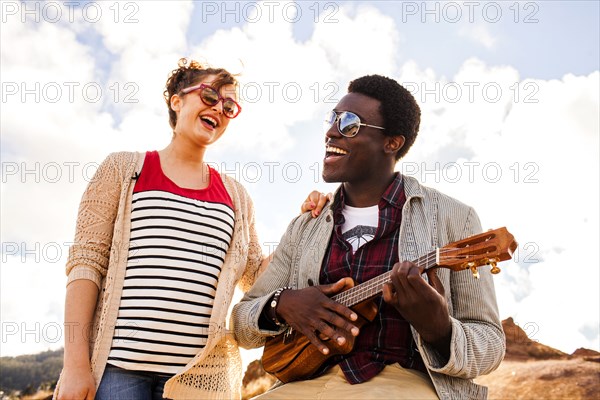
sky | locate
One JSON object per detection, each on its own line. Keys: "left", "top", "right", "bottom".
{"left": 1, "top": 0, "right": 599, "bottom": 373}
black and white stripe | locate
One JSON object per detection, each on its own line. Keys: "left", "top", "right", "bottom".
{"left": 108, "top": 190, "right": 234, "bottom": 374}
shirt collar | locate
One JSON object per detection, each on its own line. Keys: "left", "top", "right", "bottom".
{"left": 331, "top": 172, "right": 405, "bottom": 212}
{"left": 381, "top": 172, "right": 405, "bottom": 209}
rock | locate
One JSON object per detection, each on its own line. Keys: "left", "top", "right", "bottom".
{"left": 242, "top": 360, "right": 276, "bottom": 400}
{"left": 503, "top": 317, "right": 568, "bottom": 360}
{"left": 571, "top": 347, "right": 600, "bottom": 358}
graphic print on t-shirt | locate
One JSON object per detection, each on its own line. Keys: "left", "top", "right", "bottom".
{"left": 341, "top": 204, "right": 379, "bottom": 253}
{"left": 342, "top": 225, "right": 377, "bottom": 252}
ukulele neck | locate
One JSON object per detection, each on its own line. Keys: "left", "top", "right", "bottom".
{"left": 331, "top": 250, "right": 438, "bottom": 308}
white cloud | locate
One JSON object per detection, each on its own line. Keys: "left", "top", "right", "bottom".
{"left": 0, "top": 256, "right": 66, "bottom": 357}
{"left": 402, "top": 65, "right": 600, "bottom": 353}
{"left": 458, "top": 24, "right": 498, "bottom": 48}
{"left": 1, "top": 16, "right": 118, "bottom": 248}
{"left": 0, "top": 3, "right": 195, "bottom": 359}
{"left": 310, "top": 3, "right": 401, "bottom": 78}
{"left": 190, "top": 2, "right": 400, "bottom": 157}
{"left": 95, "top": 2, "right": 192, "bottom": 56}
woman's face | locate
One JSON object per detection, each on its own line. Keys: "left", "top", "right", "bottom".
{"left": 171, "top": 74, "right": 238, "bottom": 148}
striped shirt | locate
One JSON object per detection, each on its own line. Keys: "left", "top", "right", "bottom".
{"left": 107, "top": 151, "right": 234, "bottom": 374}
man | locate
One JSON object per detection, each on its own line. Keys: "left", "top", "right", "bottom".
{"left": 232, "top": 75, "right": 504, "bottom": 399}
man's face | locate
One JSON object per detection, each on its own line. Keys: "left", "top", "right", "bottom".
{"left": 322, "top": 92, "right": 389, "bottom": 184}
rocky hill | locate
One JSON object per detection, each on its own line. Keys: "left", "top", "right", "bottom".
{"left": 474, "top": 318, "right": 600, "bottom": 399}
{"left": 242, "top": 318, "right": 600, "bottom": 400}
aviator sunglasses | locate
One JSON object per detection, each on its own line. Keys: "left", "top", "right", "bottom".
{"left": 324, "top": 110, "right": 385, "bottom": 137}
{"left": 180, "top": 83, "right": 242, "bottom": 119}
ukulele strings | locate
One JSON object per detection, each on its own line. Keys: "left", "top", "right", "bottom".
{"left": 333, "top": 247, "right": 488, "bottom": 307}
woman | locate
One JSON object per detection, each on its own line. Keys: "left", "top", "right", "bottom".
{"left": 56, "top": 58, "right": 327, "bottom": 400}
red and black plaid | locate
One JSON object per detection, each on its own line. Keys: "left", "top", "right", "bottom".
{"left": 319, "top": 173, "right": 427, "bottom": 384}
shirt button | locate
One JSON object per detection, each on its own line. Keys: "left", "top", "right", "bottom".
{"left": 326, "top": 215, "right": 331, "bottom": 222}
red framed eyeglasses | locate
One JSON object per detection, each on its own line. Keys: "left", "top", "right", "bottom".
{"left": 181, "top": 83, "right": 242, "bottom": 119}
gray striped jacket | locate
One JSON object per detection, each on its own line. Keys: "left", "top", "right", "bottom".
{"left": 231, "top": 175, "right": 505, "bottom": 399}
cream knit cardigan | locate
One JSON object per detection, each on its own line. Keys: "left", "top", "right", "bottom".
{"left": 59, "top": 151, "right": 263, "bottom": 399}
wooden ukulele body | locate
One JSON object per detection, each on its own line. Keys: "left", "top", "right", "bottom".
{"left": 262, "top": 300, "right": 377, "bottom": 383}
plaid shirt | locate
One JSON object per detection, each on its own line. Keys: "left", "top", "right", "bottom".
{"left": 319, "top": 173, "right": 427, "bottom": 384}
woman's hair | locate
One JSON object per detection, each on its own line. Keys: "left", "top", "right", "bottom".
{"left": 163, "top": 58, "right": 238, "bottom": 129}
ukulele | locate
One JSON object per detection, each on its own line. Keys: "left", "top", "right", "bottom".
{"left": 261, "top": 227, "right": 517, "bottom": 383}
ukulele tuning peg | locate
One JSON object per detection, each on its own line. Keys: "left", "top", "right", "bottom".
{"left": 489, "top": 261, "right": 501, "bottom": 274}
{"left": 470, "top": 265, "right": 480, "bottom": 279}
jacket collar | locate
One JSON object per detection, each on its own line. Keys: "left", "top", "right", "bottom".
{"left": 402, "top": 174, "right": 425, "bottom": 201}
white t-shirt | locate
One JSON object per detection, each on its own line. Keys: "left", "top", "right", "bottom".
{"left": 341, "top": 204, "right": 379, "bottom": 253}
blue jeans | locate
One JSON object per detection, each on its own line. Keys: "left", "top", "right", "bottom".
{"left": 96, "top": 364, "right": 173, "bottom": 400}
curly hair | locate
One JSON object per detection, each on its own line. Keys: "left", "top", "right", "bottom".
{"left": 163, "top": 58, "right": 238, "bottom": 129}
{"left": 348, "top": 75, "right": 420, "bottom": 160}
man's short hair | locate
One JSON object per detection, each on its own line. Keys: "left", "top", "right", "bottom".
{"left": 348, "top": 75, "right": 421, "bottom": 160}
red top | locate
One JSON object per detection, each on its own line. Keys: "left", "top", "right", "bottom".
{"left": 134, "top": 151, "right": 233, "bottom": 208}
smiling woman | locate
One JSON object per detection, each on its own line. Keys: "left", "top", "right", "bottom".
{"left": 54, "top": 58, "right": 327, "bottom": 400}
